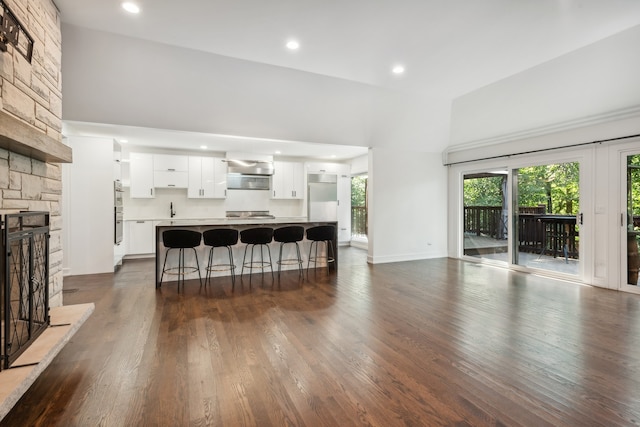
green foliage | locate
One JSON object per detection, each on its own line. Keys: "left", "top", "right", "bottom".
{"left": 463, "top": 162, "right": 580, "bottom": 215}
{"left": 627, "top": 155, "right": 640, "bottom": 218}
{"left": 517, "top": 163, "right": 579, "bottom": 215}
{"left": 463, "top": 176, "right": 504, "bottom": 206}
{"left": 351, "top": 175, "right": 367, "bottom": 206}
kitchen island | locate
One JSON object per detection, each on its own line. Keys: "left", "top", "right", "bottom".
{"left": 154, "top": 218, "right": 338, "bottom": 287}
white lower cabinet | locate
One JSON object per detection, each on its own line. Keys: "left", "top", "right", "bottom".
{"left": 126, "top": 220, "right": 155, "bottom": 255}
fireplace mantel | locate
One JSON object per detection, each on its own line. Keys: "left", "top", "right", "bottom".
{"left": 0, "top": 111, "right": 72, "bottom": 163}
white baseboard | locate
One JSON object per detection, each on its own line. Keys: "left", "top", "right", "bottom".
{"left": 367, "top": 251, "right": 446, "bottom": 264}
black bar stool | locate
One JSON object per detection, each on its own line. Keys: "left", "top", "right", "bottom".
{"left": 160, "top": 229, "right": 202, "bottom": 288}
{"left": 306, "top": 225, "right": 336, "bottom": 275}
{"left": 273, "top": 225, "right": 304, "bottom": 279}
{"left": 240, "top": 227, "right": 274, "bottom": 286}
{"left": 203, "top": 228, "right": 238, "bottom": 290}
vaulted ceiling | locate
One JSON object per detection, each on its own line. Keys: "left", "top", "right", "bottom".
{"left": 56, "top": 0, "right": 640, "bottom": 157}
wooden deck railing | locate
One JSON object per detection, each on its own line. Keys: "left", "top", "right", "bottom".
{"left": 351, "top": 206, "right": 367, "bottom": 236}
{"left": 465, "top": 205, "right": 579, "bottom": 259}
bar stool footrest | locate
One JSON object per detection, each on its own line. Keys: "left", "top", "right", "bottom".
{"left": 162, "top": 266, "right": 200, "bottom": 276}
{"left": 206, "top": 264, "right": 236, "bottom": 273}
{"left": 243, "top": 261, "right": 272, "bottom": 270}
{"left": 277, "top": 258, "right": 304, "bottom": 266}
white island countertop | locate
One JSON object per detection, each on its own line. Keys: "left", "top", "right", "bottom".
{"left": 155, "top": 217, "right": 327, "bottom": 227}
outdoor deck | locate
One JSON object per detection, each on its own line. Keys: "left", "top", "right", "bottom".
{"left": 464, "top": 235, "right": 579, "bottom": 276}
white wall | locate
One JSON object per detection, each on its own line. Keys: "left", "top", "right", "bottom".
{"left": 63, "top": 136, "right": 115, "bottom": 275}
{"left": 449, "top": 24, "right": 640, "bottom": 153}
{"left": 350, "top": 153, "right": 369, "bottom": 175}
{"left": 368, "top": 148, "right": 447, "bottom": 263}
{"left": 61, "top": 24, "right": 398, "bottom": 150}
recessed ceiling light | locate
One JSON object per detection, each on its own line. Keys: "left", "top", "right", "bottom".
{"left": 120, "top": 139, "right": 128, "bottom": 143}
{"left": 275, "top": 150, "right": 282, "bottom": 154}
{"left": 392, "top": 65, "right": 405, "bottom": 75}
{"left": 331, "top": 155, "right": 337, "bottom": 158}
{"left": 122, "top": 2, "right": 140, "bottom": 14}
{"left": 200, "top": 145, "right": 208, "bottom": 150}
{"left": 286, "top": 40, "right": 300, "bottom": 50}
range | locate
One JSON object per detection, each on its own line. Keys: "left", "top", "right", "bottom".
{"left": 226, "top": 211, "right": 275, "bottom": 220}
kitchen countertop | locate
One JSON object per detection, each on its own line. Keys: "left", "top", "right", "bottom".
{"left": 156, "top": 217, "right": 330, "bottom": 227}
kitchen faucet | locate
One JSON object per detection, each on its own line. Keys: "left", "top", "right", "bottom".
{"left": 170, "top": 202, "right": 176, "bottom": 218}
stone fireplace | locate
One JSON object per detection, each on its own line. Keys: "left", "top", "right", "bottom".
{"left": 0, "top": 0, "right": 71, "bottom": 309}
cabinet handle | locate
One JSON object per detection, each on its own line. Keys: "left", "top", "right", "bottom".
{"left": 168, "top": 184, "right": 175, "bottom": 187}
{"left": 224, "top": 189, "right": 227, "bottom": 197}
{"left": 137, "top": 221, "right": 145, "bottom": 223}
{"left": 150, "top": 188, "right": 153, "bottom": 196}
{"left": 274, "top": 190, "right": 276, "bottom": 197}
{"left": 167, "top": 168, "right": 175, "bottom": 171}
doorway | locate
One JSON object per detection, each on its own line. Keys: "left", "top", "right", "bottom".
{"left": 351, "top": 175, "right": 368, "bottom": 243}
{"left": 625, "top": 154, "right": 640, "bottom": 287}
{"left": 512, "top": 162, "right": 580, "bottom": 276}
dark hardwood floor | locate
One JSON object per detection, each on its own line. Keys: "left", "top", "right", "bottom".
{"left": 2, "top": 247, "right": 640, "bottom": 426}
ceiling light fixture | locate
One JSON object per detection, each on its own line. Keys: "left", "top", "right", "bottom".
{"left": 122, "top": 2, "right": 140, "bottom": 14}
{"left": 286, "top": 40, "right": 299, "bottom": 51}
{"left": 120, "top": 139, "right": 128, "bottom": 143}
{"left": 392, "top": 65, "right": 405, "bottom": 75}
{"left": 200, "top": 145, "right": 208, "bottom": 150}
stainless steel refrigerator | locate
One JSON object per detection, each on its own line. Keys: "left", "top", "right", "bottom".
{"left": 308, "top": 173, "right": 338, "bottom": 221}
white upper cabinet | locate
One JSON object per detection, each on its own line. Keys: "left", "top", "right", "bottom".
{"left": 272, "top": 161, "right": 304, "bottom": 199}
{"left": 337, "top": 171, "right": 352, "bottom": 243}
{"left": 129, "top": 152, "right": 154, "bottom": 198}
{"left": 306, "top": 162, "right": 342, "bottom": 174}
{"left": 153, "top": 154, "right": 188, "bottom": 171}
{"left": 153, "top": 154, "right": 188, "bottom": 188}
{"left": 188, "top": 156, "right": 227, "bottom": 198}
{"left": 113, "top": 144, "right": 122, "bottom": 182}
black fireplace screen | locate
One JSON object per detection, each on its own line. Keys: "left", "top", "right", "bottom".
{"left": 1, "top": 212, "right": 50, "bottom": 370}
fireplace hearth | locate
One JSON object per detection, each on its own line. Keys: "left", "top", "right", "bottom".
{"left": 1, "top": 212, "right": 50, "bottom": 370}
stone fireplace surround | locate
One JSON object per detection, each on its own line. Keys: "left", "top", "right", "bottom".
{"left": 0, "top": 0, "right": 93, "bottom": 420}
{"left": 0, "top": 0, "right": 70, "bottom": 308}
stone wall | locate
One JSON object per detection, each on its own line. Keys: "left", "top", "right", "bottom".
{"left": 0, "top": 0, "right": 64, "bottom": 306}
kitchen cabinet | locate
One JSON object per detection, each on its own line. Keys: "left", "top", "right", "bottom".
{"left": 63, "top": 136, "right": 119, "bottom": 275}
{"left": 130, "top": 152, "right": 154, "bottom": 198}
{"left": 126, "top": 220, "right": 155, "bottom": 255}
{"left": 153, "top": 154, "right": 188, "bottom": 188}
{"left": 154, "top": 170, "right": 188, "bottom": 188}
{"left": 337, "top": 170, "right": 352, "bottom": 243}
{"left": 188, "top": 156, "right": 227, "bottom": 198}
{"left": 272, "top": 161, "right": 304, "bottom": 199}
{"left": 113, "top": 145, "right": 122, "bottom": 182}
{"left": 306, "top": 162, "right": 342, "bottom": 174}
{"left": 153, "top": 154, "right": 188, "bottom": 172}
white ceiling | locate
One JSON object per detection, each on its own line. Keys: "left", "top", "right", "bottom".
{"left": 55, "top": 0, "right": 640, "bottom": 157}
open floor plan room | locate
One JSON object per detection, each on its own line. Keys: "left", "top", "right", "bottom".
{"left": 1, "top": 247, "right": 639, "bottom": 426}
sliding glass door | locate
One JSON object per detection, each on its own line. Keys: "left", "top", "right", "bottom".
{"left": 512, "top": 162, "right": 580, "bottom": 276}
{"left": 463, "top": 170, "right": 508, "bottom": 263}
{"left": 625, "top": 154, "right": 640, "bottom": 287}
